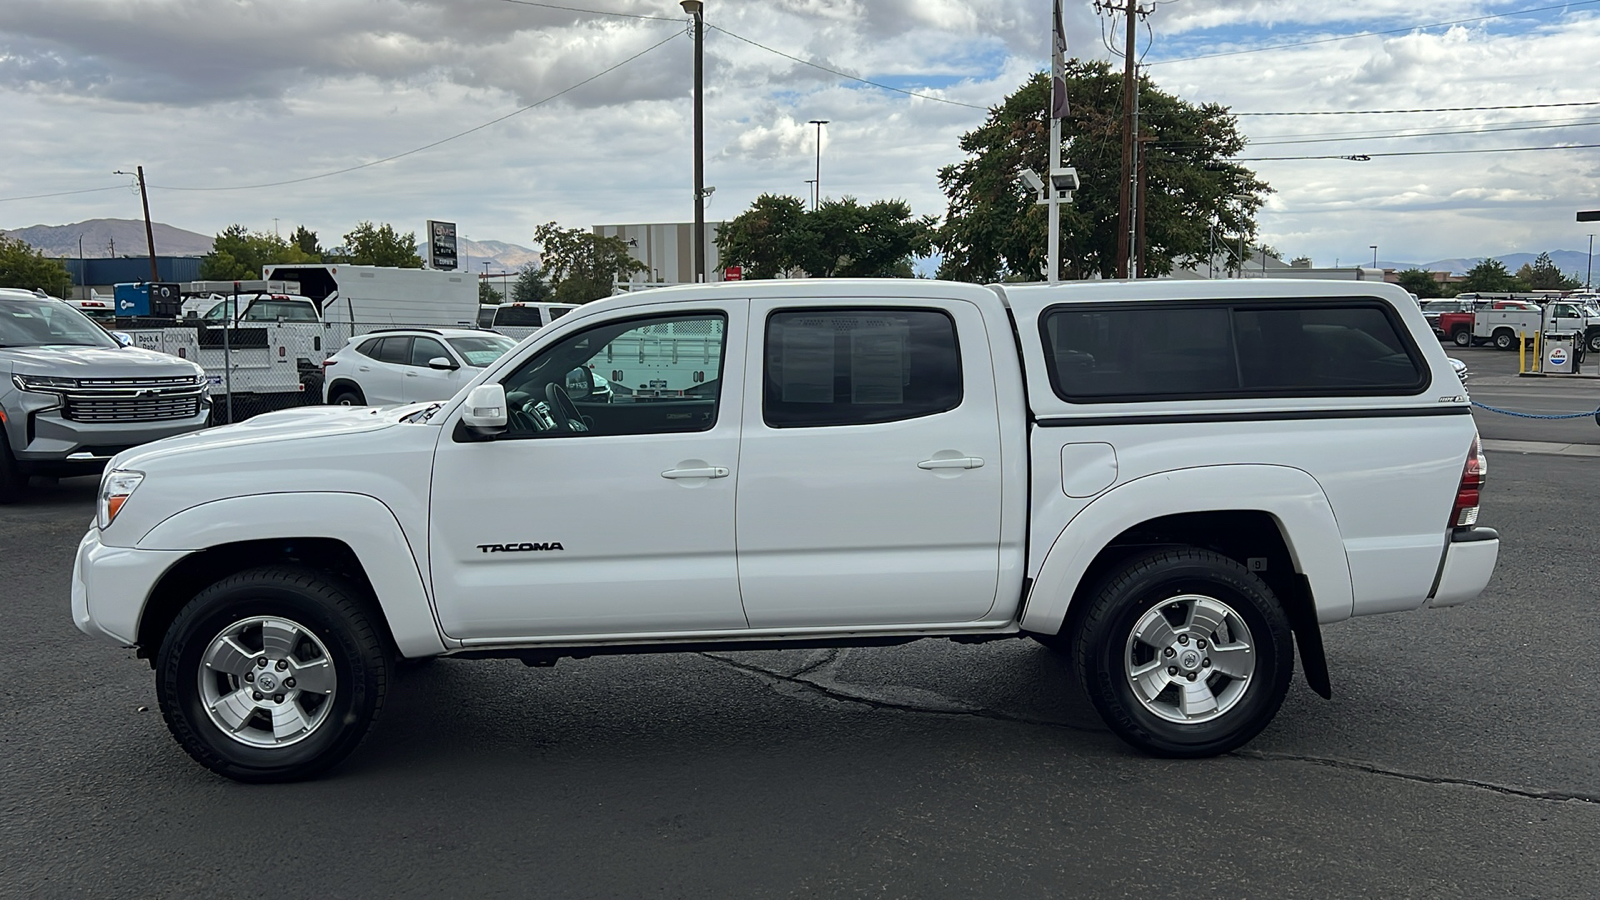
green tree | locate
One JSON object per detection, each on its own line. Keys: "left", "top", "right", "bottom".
{"left": 479, "top": 281, "right": 503, "bottom": 305}
{"left": 290, "top": 226, "right": 322, "bottom": 258}
{"left": 1458, "top": 258, "right": 1518, "bottom": 293}
{"left": 510, "top": 264, "right": 554, "bottom": 303}
{"left": 715, "top": 194, "right": 810, "bottom": 278}
{"left": 716, "top": 194, "right": 936, "bottom": 278}
{"left": 199, "top": 225, "right": 319, "bottom": 280}
{"left": 1515, "top": 252, "right": 1579, "bottom": 291}
{"left": 1396, "top": 268, "right": 1444, "bottom": 299}
{"left": 0, "top": 235, "right": 72, "bottom": 296}
{"left": 336, "top": 222, "right": 422, "bottom": 268}
{"left": 533, "top": 223, "right": 645, "bottom": 303}
{"left": 936, "top": 63, "right": 1269, "bottom": 281}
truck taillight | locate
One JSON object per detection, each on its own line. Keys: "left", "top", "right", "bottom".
{"left": 1452, "top": 436, "right": 1486, "bottom": 528}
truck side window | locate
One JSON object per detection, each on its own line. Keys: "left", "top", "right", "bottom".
{"left": 763, "top": 308, "right": 961, "bottom": 428}
{"left": 1042, "top": 301, "right": 1426, "bottom": 401}
{"left": 497, "top": 313, "right": 726, "bottom": 438}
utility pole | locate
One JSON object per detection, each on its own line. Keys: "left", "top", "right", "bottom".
{"left": 1114, "top": 0, "right": 1140, "bottom": 278}
{"left": 809, "top": 120, "right": 829, "bottom": 211}
{"left": 115, "top": 166, "right": 160, "bottom": 283}
{"left": 1587, "top": 234, "right": 1594, "bottom": 290}
{"left": 682, "top": 1, "right": 706, "bottom": 283}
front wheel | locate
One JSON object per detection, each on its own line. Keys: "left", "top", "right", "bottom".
{"left": 1074, "top": 548, "right": 1293, "bottom": 758}
{"left": 1588, "top": 332, "right": 1600, "bottom": 354}
{"left": 1452, "top": 329, "right": 1473, "bottom": 348}
{"left": 155, "top": 566, "right": 391, "bottom": 782}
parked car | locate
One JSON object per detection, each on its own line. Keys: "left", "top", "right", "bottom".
{"left": 73, "top": 279, "right": 1497, "bottom": 781}
{"left": 0, "top": 290, "right": 208, "bottom": 502}
{"left": 321, "top": 328, "right": 516, "bottom": 406}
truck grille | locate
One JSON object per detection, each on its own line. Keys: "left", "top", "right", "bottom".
{"left": 62, "top": 377, "right": 206, "bottom": 423}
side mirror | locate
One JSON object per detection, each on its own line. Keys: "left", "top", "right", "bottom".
{"left": 565, "top": 366, "right": 595, "bottom": 399}
{"left": 428, "top": 356, "right": 459, "bottom": 371}
{"left": 461, "top": 383, "right": 508, "bottom": 435}
{"left": 110, "top": 331, "right": 133, "bottom": 347}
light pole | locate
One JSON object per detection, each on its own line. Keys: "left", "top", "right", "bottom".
{"left": 1587, "top": 234, "right": 1594, "bottom": 291}
{"left": 78, "top": 234, "right": 86, "bottom": 300}
{"left": 808, "top": 119, "right": 828, "bottom": 210}
{"left": 682, "top": 1, "right": 707, "bottom": 283}
{"left": 1370, "top": 244, "right": 1378, "bottom": 269}
{"left": 113, "top": 166, "right": 159, "bottom": 283}
{"left": 804, "top": 179, "right": 816, "bottom": 209}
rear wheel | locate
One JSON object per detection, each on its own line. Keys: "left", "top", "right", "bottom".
{"left": 329, "top": 386, "right": 365, "bottom": 406}
{"left": 1588, "top": 331, "right": 1600, "bottom": 354}
{"left": 1074, "top": 548, "right": 1293, "bottom": 757}
{"left": 155, "top": 566, "right": 391, "bottom": 782}
{"left": 1492, "top": 329, "right": 1516, "bottom": 350}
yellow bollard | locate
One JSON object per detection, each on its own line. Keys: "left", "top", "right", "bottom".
{"left": 1534, "top": 331, "right": 1542, "bottom": 373}
{"left": 1520, "top": 330, "right": 1527, "bottom": 373}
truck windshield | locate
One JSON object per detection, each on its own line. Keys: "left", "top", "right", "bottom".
{"left": 0, "top": 297, "right": 117, "bottom": 349}
{"left": 447, "top": 335, "right": 517, "bottom": 367}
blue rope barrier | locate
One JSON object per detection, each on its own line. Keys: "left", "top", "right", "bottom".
{"left": 1471, "top": 400, "right": 1600, "bottom": 420}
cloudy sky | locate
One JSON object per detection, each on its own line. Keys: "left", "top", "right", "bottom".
{"left": 2, "top": 0, "right": 1597, "bottom": 271}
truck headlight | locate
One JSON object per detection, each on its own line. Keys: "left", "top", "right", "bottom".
{"left": 98, "top": 470, "right": 144, "bottom": 530}
{"left": 12, "top": 374, "right": 77, "bottom": 394}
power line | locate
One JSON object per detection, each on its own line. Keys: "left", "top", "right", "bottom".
{"left": 1233, "top": 100, "right": 1600, "bottom": 116}
{"left": 151, "top": 28, "right": 682, "bottom": 193}
{"left": 706, "top": 23, "right": 989, "bottom": 110}
{"left": 1152, "top": 117, "right": 1600, "bottom": 150}
{"left": 1149, "top": 0, "right": 1600, "bottom": 65}
{"left": 492, "top": 0, "right": 681, "bottom": 22}
{"left": 1238, "top": 142, "right": 1600, "bottom": 161}
{"left": 0, "top": 184, "right": 130, "bottom": 204}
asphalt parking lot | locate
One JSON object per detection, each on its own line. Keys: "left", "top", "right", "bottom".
{"left": 2, "top": 436, "right": 1597, "bottom": 898}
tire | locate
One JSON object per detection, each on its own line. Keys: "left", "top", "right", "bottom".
{"left": 155, "top": 566, "right": 391, "bottom": 783}
{"left": 1493, "top": 330, "right": 1515, "bottom": 351}
{"left": 329, "top": 386, "right": 365, "bottom": 406}
{"left": 1588, "top": 332, "right": 1600, "bottom": 354}
{"left": 1073, "top": 548, "right": 1293, "bottom": 758}
{"left": 0, "top": 428, "right": 24, "bottom": 504}
{"left": 1452, "top": 329, "right": 1473, "bottom": 348}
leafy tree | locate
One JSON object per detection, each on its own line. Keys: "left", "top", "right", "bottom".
{"left": 1458, "top": 258, "right": 1518, "bottom": 293}
{"left": 290, "top": 226, "right": 322, "bottom": 257}
{"left": 1514, "top": 252, "right": 1579, "bottom": 291}
{"left": 533, "top": 222, "right": 646, "bottom": 303}
{"left": 479, "top": 281, "right": 503, "bottom": 305}
{"left": 716, "top": 194, "right": 936, "bottom": 278}
{"left": 199, "top": 225, "right": 318, "bottom": 280}
{"left": 1396, "top": 268, "right": 1445, "bottom": 299}
{"left": 510, "top": 264, "right": 554, "bottom": 303}
{"left": 716, "top": 194, "right": 809, "bottom": 278}
{"left": 937, "top": 63, "right": 1269, "bottom": 281}
{"left": 0, "top": 235, "right": 72, "bottom": 296}
{"left": 335, "top": 222, "right": 422, "bottom": 268}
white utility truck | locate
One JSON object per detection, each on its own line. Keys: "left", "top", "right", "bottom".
{"left": 1469, "top": 299, "right": 1600, "bottom": 350}
{"left": 262, "top": 264, "right": 479, "bottom": 340}
{"left": 72, "top": 279, "right": 1498, "bottom": 782}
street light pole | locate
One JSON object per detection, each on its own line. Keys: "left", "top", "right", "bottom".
{"left": 1587, "top": 234, "right": 1594, "bottom": 290}
{"left": 682, "top": 1, "right": 707, "bottom": 283}
{"left": 1370, "top": 244, "right": 1378, "bottom": 269}
{"left": 804, "top": 179, "right": 817, "bottom": 209}
{"left": 808, "top": 120, "right": 828, "bottom": 211}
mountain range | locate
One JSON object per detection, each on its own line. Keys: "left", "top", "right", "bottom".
{"left": 1, "top": 219, "right": 541, "bottom": 273}
{"left": 1374, "top": 250, "right": 1595, "bottom": 279}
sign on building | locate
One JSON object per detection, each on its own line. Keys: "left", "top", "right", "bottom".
{"left": 428, "top": 220, "right": 458, "bottom": 270}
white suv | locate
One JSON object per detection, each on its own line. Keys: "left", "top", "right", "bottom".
{"left": 321, "top": 328, "right": 516, "bottom": 406}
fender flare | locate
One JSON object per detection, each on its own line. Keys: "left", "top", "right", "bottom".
{"left": 1020, "top": 464, "right": 1354, "bottom": 636}
{"left": 137, "top": 492, "right": 446, "bottom": 657}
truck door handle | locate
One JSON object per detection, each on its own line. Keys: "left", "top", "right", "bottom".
{"left": 918, "top": 457, "right": 984, "bottom": 470}
{"left": 661, "top": 466, "right": 729, "bottom": 479}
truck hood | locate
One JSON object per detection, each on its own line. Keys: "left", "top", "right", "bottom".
{"left": 113, "top": 402, "right": 429, "bottom": 471}
{"left": 2, "top": 345, "right": 203, "bottom": 379}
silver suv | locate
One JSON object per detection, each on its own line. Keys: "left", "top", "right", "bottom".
{"left": 0, "top": 289, "right": 210, "bottom": 501}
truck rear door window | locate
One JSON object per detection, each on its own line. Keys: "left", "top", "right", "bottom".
{"left": 495, "top": 306, "right": 543, "bottom": 326}
{"left": 1042, "top": 301, "right": 1426, "bottom": 402}
{"left": 763, "top": 308, "right": 961, "bottom": 428}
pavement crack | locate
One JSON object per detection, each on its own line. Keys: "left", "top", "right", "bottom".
{"left": 699, "top": 651, "right": 1105, "bottom": 734}
{"left": 1234, "top": 750, "right": 1600, "bottom": 805}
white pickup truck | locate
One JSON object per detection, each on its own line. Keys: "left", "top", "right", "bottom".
{"left": 72, "top": 279, "right": 1499, "bottom": 782}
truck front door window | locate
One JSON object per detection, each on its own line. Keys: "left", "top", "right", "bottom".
{"left": 498, "top": 313, "right": 726, "bottom": 437}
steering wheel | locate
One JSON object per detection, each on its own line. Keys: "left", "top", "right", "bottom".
{"left": 545, "top": 382, "right": 588, "bottom": 433}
